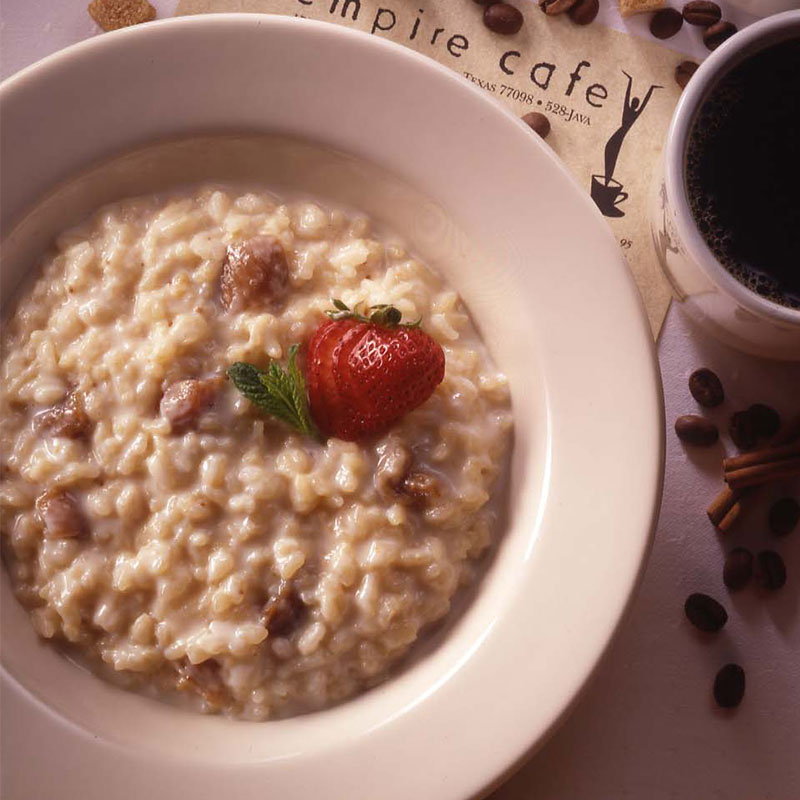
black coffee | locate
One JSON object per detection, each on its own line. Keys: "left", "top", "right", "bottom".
{"left": 686, "top": 38, "right": 800, "bottom": 310}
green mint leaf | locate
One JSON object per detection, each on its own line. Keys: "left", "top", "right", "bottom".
{"left": 287, "top": 345, "right": 316, "bottom": 437}
{"left": 228, "top": 352, "right": 322, "bottom": 441}
{"left": 227, "top": 362, "right": 275, "bottom": 408}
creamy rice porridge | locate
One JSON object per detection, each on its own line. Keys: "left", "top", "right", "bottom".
{"left": 0, "top": 184, "right": 512, "bottom": 719}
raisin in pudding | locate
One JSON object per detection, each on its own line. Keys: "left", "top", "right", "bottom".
{"left": 0, "top": 186, "right": 512, "bottom": 719}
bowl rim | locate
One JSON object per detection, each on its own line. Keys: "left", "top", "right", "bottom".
{"left": 0, "top": 14, "right": 665, "bottom": 800}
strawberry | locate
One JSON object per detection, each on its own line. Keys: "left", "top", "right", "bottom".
{"left": 307, "top": 301, "right": 445, "bottom": 441}
{"left": 228, "top": 301, "right": 445, "bottom": 442}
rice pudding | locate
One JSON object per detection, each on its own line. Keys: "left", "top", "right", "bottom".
{"left": 0, "top": 185, "right": 512, "bottom": 719}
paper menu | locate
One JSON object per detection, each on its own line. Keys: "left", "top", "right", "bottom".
{"left": 176, "top": 0, "right": 689, "bottom": 335}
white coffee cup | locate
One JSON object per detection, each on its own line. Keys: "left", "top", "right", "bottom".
{"left": 726, "top": 0, "right": 800, "bottom": 15}
{"left": 651, "top": 11, "right": 800, "bottom": 361}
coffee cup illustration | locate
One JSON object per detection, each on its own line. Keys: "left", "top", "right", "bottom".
{"left": 591, "top": 175, "right": 629, "bottom": 217}
{"left": 592, "top": 72, "right": 662, "bottom": 219}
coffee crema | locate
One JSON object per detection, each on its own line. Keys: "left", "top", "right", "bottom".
{"left": 685, "top": 38, "right": 800, "bottom": 311}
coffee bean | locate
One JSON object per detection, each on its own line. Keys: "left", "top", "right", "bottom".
{"left": 769, "top": 497, "right": 799, "bottom": 537}
{"left": 756, "top": 550, "right": 786, "bottom": 590}
{"left": 484, "top": 3, "right": 524, "bottom": 34}
{"left": 675, "top": 60, "right": 699, "bottom": 90}
{"left": 729, "top": 409, "right": 759, "bottom": 450}
{"left": 650, "top": 8, "right": 683, "bottom": 39}
{"left": 568, "top": 0, "right": 599, "bottom": 25}
{"left": 703, "top": 20, "right": 737, "bottom": 51}
{"left": 539, "top": 0, "right": 578, "bottom": 14}
{"left": 723, "top": 548, "right": 753, "bottom": 591}
{"left": 685, "top": 593, "right": 728, "bottom": 632}
{"left": 714, "top": 663, "right": 745, "bottom": 708}
{"left": 682, "top": 0, "right": 721, "bottom": 26}
{"left": 727, "top": 403, "right": 779, "bottom": 449}
{"left": 747, "top": 403, "right": 780, "bottom": 439}
{"left": 688, "top": 367, "right": 724, "bottom": 407}
{"left": 522, "top": 111, "right": 551, "bottom": 139}
{"left": 675, "top": 415, "right": 719, "bottom": 446}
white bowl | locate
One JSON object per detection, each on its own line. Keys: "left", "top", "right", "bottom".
{"left": 0, "top": 16, "right": 663, "bottom": 800}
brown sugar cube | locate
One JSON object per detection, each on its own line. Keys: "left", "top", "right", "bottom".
{"left": 88, "top": 0, "right": 156, "bottom": 32}
{"left": 618, "top": 0, "right": 666, "bottom": 16}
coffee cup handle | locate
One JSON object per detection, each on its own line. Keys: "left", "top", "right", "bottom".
{"left": 615, "top": 191, "right": 629, "bottom": 205}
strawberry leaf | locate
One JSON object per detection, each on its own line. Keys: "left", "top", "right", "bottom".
{"left": 325, "top": 299, "right": 415, "bottom": 328}
{"left": 369, "top": 306, "right": 402, "bottom": 326}
{"left": 228, "top": 351, "right": 321, "bottom": 441}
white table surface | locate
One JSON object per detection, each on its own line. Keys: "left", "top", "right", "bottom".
{"left": 1, "top": 3, "right": 798, "bottom": 799}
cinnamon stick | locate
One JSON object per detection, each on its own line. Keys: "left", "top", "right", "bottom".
{"left": 707, "top": 485, "right": 744, "bottom": 530}
{"left": 725, "top": 457, "right": 800, "bottom": 490}
{"left": 723, "top": 440, "right": 800, "bottom": 472}
{"left": 706, "top": 412, "right": 800, "bottom": 533}
{"left": 717, "top": 501, "right": 742, "bottom": 532}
